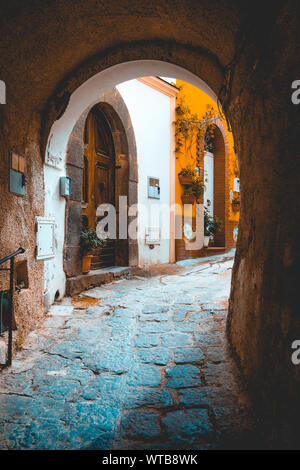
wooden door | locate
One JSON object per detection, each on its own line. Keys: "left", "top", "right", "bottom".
{"left": 94, "top": 155, "right": 115, "bottom": 268}
{"left": 82, "top": 106, "right": 116, "bottom": 269}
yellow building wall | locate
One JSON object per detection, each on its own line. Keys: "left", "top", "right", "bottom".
{"left": 175, "top": 80, "right": 239, "bottom": 238}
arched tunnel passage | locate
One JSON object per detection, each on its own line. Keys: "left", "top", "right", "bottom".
{"left": 41, "top": 54, "right": 296, "bottom": 446}
{"left": 0, "top": 0, "right": 299, "bottom": 448}
{"left": 43, "top": 60, "right": 225, "bottom": 304}
{"left": 10, "top": 61, "right": 249, "bottom": 450}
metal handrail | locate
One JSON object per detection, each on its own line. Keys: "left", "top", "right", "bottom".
{"left": 0, "top": 247, "right": 25, "bottom": 367}
{"left": 0, "top": 247, "right": 25, "bottom": 266}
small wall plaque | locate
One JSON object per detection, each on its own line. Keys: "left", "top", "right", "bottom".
{"left": 9, "top": 151, "right": 26, "bottom": 196}
{"left": 148, "top": 177, "right": 160, "bottom": 199}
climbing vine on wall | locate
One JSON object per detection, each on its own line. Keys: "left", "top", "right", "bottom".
{"left": 175, "top": 90, "right": 218, "bottom": 170}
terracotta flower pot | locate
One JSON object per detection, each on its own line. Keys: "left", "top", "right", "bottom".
{"left": 232, "top": 201, "right": 240, "bottom": 212}
{"left": 181, "top": 194, "right": 195, "bottom": 205}
{"left": 203, "top": 236, "right": 210, "bottom": 247}
{"left": 82, "top": 254, "right": 93, "bottom": 274}
{"left": 179, "top": 174, "right": 193, "bottom": 186}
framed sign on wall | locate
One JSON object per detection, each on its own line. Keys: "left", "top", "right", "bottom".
{"left": 9, "top": 151, "right": 26, "bottom": 196}
{"left": 148, "top": 177, "right": 160, "bottom": 199}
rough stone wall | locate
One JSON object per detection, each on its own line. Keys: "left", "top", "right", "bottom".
{"left": 0, "top": 118, "right": 44, "bottom": 351}
{"left": 226, "top": 0, "right": 300, "bottom": 445}
{"left": 0, "top": 0, "right": 299, "bottom": 444}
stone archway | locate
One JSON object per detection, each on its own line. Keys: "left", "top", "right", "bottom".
{"left": 63, "top": 88, "right": 138, "bottom": 291}
{"left": 43, "top": 59, "right": 220, "bottom": 306}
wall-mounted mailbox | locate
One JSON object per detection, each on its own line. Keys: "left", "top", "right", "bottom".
{"left": 145, "top": 226, "right": 160, "bottom": 245}
{"left": 148, "top": 177, "right": 160, "bottom": 199}
{"left": 36, "top": 217, "right": 56, "bottom": 260}
{"left": 9, "top": 151, "right": 26, "bottom": 196}
{"left": 60, "top": 176, "right": 72, "bottom": 197}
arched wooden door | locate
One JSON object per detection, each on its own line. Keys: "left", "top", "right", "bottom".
{"left": 83, "top": 106, "right": 115, "bottom": 268}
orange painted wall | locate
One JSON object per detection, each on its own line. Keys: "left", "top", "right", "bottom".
{"left": 175, "top": 80, "right": 239, "bottom": 245}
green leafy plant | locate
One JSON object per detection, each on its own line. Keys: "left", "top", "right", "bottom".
{"left": 175, "top": 89, "right": 218, "bottom": 169}
{"left": 204, "top": 207, "right": 223, "bottom": 237}
{"left": 80, "top": 228, "right": 106, "bottom": 256}
{"left": 204, "top": 128, "right": 214, "bottom": 152}
{"left": 204, "top": 207, "right": 211, "bottom": 236}
{"left": 208, "top": 215, "right": 223, "bottom": 236}
{"left": 191, "top": 175, "right": 206, "bottom": 203}
{"left": 178, "top": 167, "right": 205, "bottom": 203}
{"left": 178, "top": 166, "right": 195, "bottom": 177}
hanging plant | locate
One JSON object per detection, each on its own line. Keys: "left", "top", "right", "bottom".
{"left": 178, "top": 167, "right": 194, "bottom": 186}
{"left": 178, "top": 167, "right": 195, "bottom": 177}
{"left": 181, "top": 192, "right": 195, "bottom": 205}
{"left": 175, "top": 90, "right": 218, "bottom": 206}
{"left": 175, "top": 91, "right": 218, "bottom": 170}
{"left": 231, "top": 194, "right": 240, "bottom": 212}
{"left": 191, "top": 175, "right": 206, "bottom": 203}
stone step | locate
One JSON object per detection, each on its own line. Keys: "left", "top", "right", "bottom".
{"left": 66, "top": 266, "right": 131, "bottom": 296}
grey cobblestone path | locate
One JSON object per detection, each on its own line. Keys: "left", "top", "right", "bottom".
{"left": 0, "top": 252, "right": 259, "bottom": 449}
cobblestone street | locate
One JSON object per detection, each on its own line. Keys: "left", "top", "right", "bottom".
{"left": 0, "top": 251, "right": 260, "bottom": 450}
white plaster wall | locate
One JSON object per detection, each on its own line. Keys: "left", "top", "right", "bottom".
{"left": 160, "top": 77, "right": 176, "bottom": 84}
{"left": 204, "top": 151, "right": 214, "bottom": 216}
{"left": 43, "top": 165, "right": 66, "bottom": 304}
{"left": 117, "top": 79, "right": 171, "bottom": 266}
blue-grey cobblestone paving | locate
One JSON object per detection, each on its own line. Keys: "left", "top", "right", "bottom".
{"left": 0, "top": 251, "right": 259, "bottom": 449}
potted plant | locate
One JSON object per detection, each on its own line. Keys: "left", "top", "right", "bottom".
{"left": 181, "top": 191, "right": 196, "bottom": 205}
{"left": 191, "top": 175, "right": 205, "bottom": 203}
{"left": 204, "top": 207, "right": 223, "bottom": 247}
{"left": 178, "top": 168, "right": 205, "bottom": 205}
{"left": 204, "top": 207, "right": 211, "bottom": 247}
{"left": 178, "top": 166, "right": 195, "bottom": 186}
{"left": 80, "top": 228, "right": 106, "bottom": 274}
{"left": 231, "top": 195, "right": 240, "bottom": 212}
{"left": 208, "top": 214, "right": 223, "bottom": 240}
